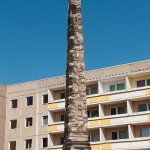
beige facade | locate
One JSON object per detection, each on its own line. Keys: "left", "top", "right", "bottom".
{"left": 0, "top": 84, "right": 6, "bottom": 150}
{"left": 0, "top": 60, "right": 150, "bottom": 150}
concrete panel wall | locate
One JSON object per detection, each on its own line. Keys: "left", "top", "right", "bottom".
{"left": 0, "top": 84, "right": 6, "bottom": 150}
{"left": 5, "top": 83, "right": 48, "bottom": 150}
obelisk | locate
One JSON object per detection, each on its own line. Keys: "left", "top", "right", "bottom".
{"left": 63, "top": 0, "right": 91, "bottom": 150}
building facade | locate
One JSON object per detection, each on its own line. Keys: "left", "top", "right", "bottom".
{"left": 1, "top": 60, "right": 150, "bottom": 150}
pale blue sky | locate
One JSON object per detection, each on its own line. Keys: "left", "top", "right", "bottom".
{"left": 0, "top": 0, "right": 150, "bottom": 85}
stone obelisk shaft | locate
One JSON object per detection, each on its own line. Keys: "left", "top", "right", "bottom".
{"left": 63, "top": 0, "right": 91, "bottom": 150}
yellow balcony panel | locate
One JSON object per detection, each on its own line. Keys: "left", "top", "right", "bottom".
{"left": 88, "top": 97, "right": 99, "bottom": 104}
{"left": 48, "top": 125, "right": 57, "bottom": 132}
{"left": 100, "top": 119, "right": 110, "bottom": 126}
{"left": 100, "top": 95, "right": 109, "bottom": 102}
{"left": 145, "top": 89, "right": 150, "bottom": 95}
{"left": 101, "top": 143, "right": 112, "bottom": 150}
{"left": 147, "top": 114, "right": 150, "bottom": 120}
{"left": 48, "top": 103, "right": 58, "bottom": 109}
{"left": 149, "top": 140, "right": 150, "bottom": 147}
{"left": 89, "top": 120, "right": 99, "bottom": 127}
{"left": 91, "top": 144, "right": 100, "bottom": 150}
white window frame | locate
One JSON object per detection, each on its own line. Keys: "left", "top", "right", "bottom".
{"left": 89, "top": 132, "right": 100, "bottom": 142}
{"left": 10, "top": 119, "right": 17, "bottom": 130}
{"left": 42, "top": 94, "right": 48, "bottom": 104}
{"left": 136, "top": 78, "right": 150, "bottom": 88}
{"left": 10, "top": 99, "right": 18, "bottom": 109}
{"left": 109, "top": 82, "right": 125, "bottom": 92}
{"left": 9, "top": 141, "right": 16, "bottom": 150}
{"left": 138, "top": 103, "right": 150, "bottom": 112}
{"left": 111, "top": 131, "right": 128, "bottom": 140}
{"left": 86, "top": 87, "right": 98, "bottom": 95}
{"left": 42, "top": 137, "right": 48, "bottom": 148}
{"left": 140, "top": 128, "right": 150, "bottom": 137}
{"left": 26, "top": 96, "right": 33, "bottom": 107}
{"left": 25, "top": 117, "right": 33, "bottom": 128}
{"left": 110, "top": 106, "right": 126, "bottom": 115}
{"left": 25, "top": 139, "right": 32, "bottom": 149}
{"left": 88, "top": 109, "right": 99, "bottom": 118}
{"left": 42, "top": 115, "right": 48, "bottom": 126}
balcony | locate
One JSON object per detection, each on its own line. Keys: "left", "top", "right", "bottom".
{"left": 88, "top": 112, "right": 150, "bottom": 128}
{"left": 48, "top": 113, "right": 150, "bottom": 134}
{"left": 87, "top": 87, "right": 150, "bottom": 104}
{"left": 48, "top": 100, "right": 65, "bottom": 111}
{"left": 48, "top": 138, "right": 150, "bottom": 150}
{"left": 48, "top": 88, "right": 150, "bottom": 112}
{"left": 48, "top": 122, "right": 64, "bottom": 133}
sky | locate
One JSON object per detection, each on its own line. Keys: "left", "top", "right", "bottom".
{"left": 0, "top": 0, "right": 150, "bottom": 85}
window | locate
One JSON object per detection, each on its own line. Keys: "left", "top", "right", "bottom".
{"left": 25, "top": 139, "right": 32, "bottom": 149}
{"left": 90, "top": 133, "right": 100, "bottom": 142}
{"left": 26, "top": 117, "right": 32, "bottom": 127}
{"left": 10, "top": 141, "right": 16, "bottom": 150}
{"left": 110, "top": 83, "right": 125, "bottom": 92}
{"left": 119, "top": 131, "right": 128, "bottom": 139}
{"left": 138, "top": 103, "right": 150, "bottom": 112}
{"left": 117, "top": 83, "right": 125, "bottom": 90}
{"left": 147, "top": 79, "right": 150, "bottom": 86}
{"left": 140, "top": 128, "right": 150, "bottom": 137}
{"left": 60, "top": 114, "right": 65, "bottom": 121}
{"left": 90, "top": 87, "right": 98, "bottom": 95}
{"left": 111, "top": 108, "right": 116, "bottom": 115}
{"left": 42, "top": 116, "right": 48, "bottom": 126}
{"left": 110, "top": 106, "right": 126, "bottom": 115}
{"left": 11, "top": 99, "right": 17, "bottom": 108}
{"left": 26, "top": 96, "right": 33, "bottom": 106}
{"left": 112, "top": 131, "right": 128, "bottom": 140}
{"left": 60, "top": 93, "right": 65, "bottom": 99}
{"left": 10, "top": 120, "right": 17, "bottom": 129}
{"left": 112, "top": 131, "right": 118, "bottom": 140}
{"left": 60, "top": 137, "right": 64, "bottom": 145}
{"left": 43, "top": 94, "right": 48, "bottom": 104}
{"left": 88, "top": 110, "right": 99, "bottom": 118}
{"left": 137, "top": 79, "right": 150, "bottom": 88}
{"left": 110, "top": 85, "right": 115, "bottom": 92}
{"left": 86, "top": 87, "right": 98, "bottom": 95}
{"left": 42, "top": 138, "right": 48, "bottom": 148}
{"left": 118, "top": 107, "right": 125, "bottom": 114}
{"left": 137, "top": 80, "right": 145, "bottom": 87}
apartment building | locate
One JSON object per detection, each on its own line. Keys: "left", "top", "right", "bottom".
{"left": 0, "top": 60, "right": 150, "bottom": 150}
{"left": 48, "top": 60, "right": 150, "bottom": 150}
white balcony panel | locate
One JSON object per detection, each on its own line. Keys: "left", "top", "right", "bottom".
{"left": 110, "top": 141, "right": 129, "bottom": 150}
{"left": 57, "top": 102, "right": 65, "bottom": 109}
{"left": 110, "top": 90, "right": 145, "bottom": 101}
{"left": 57, "top": 124, "right": 64, "bottom": 131}
{"left": 130, "top": 139, "right": 150, "bottom": 149}
{"left": 110, "top": 116, "right": 128, "bottom": 125}
{"left": 129, "top": 114, "right": 148, "bottom": 123}
{"left": 109, "top": 139, "right": 150, "bottom": 150}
